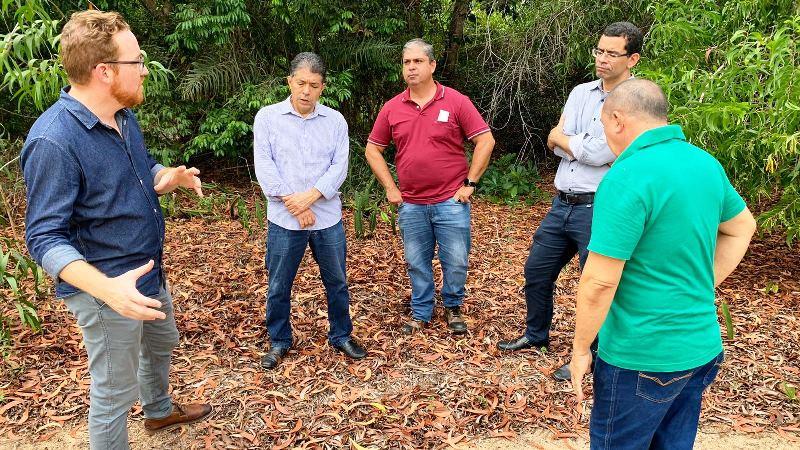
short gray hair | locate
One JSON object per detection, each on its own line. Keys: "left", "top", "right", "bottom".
{"left": 606, "top": 78, "right": 668, "bottom": 121}
{"left": 289, "top": 52, "right": 326, "bottom": 81}
{"left": 402, "top": 38, "right": 434, "bottom": 61}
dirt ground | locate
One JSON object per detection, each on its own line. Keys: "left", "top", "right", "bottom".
{"left": 0, "top": 423, "right": 798, "bottom": 449}
{"left": 2, "top": 191, "right": 798, "bottom": 448}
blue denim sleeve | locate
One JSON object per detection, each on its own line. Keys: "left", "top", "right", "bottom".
{"left": 21, "top": 137, "right": 85, "bottom": 279}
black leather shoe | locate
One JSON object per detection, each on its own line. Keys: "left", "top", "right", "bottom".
{"left": 260, "top": 346, "right": 289, "bottom": 370}
{"left": 553, "top": 362, "right": 572, "bottom": 381}
{"left": 333, "top": 339, "right": 367, "bottom": 360}
{"left": 497, "top": 336, "right": 549, "bottom": 352}
{"left": 444, "top": 306, "right": 468, "bottom": 334}
{"left": 553, "top": 355, "right": 596, "bottom": 381}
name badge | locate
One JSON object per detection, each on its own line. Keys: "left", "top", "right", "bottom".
{"left": 437, "top": 110, "right": 450, "bottom": 122}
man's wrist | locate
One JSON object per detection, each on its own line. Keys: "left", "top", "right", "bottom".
{"left": 572, "top": 343, "right": 592, "bottom": 355}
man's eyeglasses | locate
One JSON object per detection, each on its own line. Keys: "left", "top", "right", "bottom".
{"left": 591, "top": 48, "right": 630, "bottom": 58}
{"left": 98, "top": 58, "right": 146, "bottom": 72}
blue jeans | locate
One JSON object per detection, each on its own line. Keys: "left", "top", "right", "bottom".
{"left": 265, "top": 220, "right": 353, "bottom": 348}
{"left": 590, "top": 352, "right": 724, "bottom": 450}
{"left": 63, "top": 283, "right": 178, "bottom": 450}
{"left": 523, "top": 196, "right": 593, "bottom": 344}
{"left": 398, "top": 198, "right": 471, "bottom": 322}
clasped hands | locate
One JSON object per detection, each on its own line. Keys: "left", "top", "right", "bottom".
{"left": 282, "top": 188, "right": 322, "bottom": 229}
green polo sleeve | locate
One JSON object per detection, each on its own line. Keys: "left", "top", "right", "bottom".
{"left": 588, "top": 177, "right": 647, "bottom": 260}
{"left": 720, "top": 172, "right": 746, "bottom": 222}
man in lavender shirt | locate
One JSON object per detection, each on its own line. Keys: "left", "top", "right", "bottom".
{"left": 253, "top": 52, "right": 366, "bottom": 370}
{"left": 497, "top": 22, "right": 642, "bottom": 381}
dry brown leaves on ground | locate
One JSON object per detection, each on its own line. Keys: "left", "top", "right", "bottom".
{"left": 1, "top": 195, "right": 799, "bottom": 449}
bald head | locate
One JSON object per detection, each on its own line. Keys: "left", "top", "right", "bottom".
{"left": 605, "top": 78, "right": 668, "bottom": 121}
{"left": 601, "top": 79, "right": 670, "bottom": 155}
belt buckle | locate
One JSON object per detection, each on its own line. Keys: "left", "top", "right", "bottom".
{"left": 565, "top": 193, "right": 578, "bottom": 204}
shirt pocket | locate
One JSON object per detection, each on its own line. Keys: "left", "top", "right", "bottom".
{"left": 428, "top": 119, "right": 461, "bottom": 143}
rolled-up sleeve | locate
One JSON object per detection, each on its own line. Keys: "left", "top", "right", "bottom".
{"left": 313, "top": 117, "right": 349, "bottom": 200}
{"left": 569, "top": 132, "right": 615, "bottom": 166}
{"left": 253, "top": 109, "right": 293, "bottom": 198}
{"left": 21, "top": 137, "right": 85, "bottom": 279}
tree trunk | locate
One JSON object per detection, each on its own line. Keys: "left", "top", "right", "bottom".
{"left": 442, "top": 0, "right": 471, "bottom": 78}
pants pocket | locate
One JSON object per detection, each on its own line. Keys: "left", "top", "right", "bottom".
{"left": 635, "top": 369, "right": 694, "bottom": 403}
{"left": 702, "top": 352, "right": 724, "bottom": 387}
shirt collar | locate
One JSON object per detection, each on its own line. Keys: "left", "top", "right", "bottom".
{"left": 279, "top": 96, "right": 327, "bottom": 118}
{"left": 401, "top": 81, "right": 445, "bottom": 103}
{"left": 616, "top": 124, "right": 686, "bottom": 164}
{"left": 593, "top": 75, "right": 636, "bottom": 93}
{"left": 59, "top": 87, "right": 102, "bottom": 130}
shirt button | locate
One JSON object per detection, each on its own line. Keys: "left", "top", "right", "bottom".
{"left": 153, "top": 208, "right": 157, "bottom": 212}
{"left": 571, "top": 169, "right": 574, "bottom": 172}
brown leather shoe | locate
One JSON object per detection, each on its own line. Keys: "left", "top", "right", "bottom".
{"left": 444, "top": 306, "right": 468, "bottom": 334}
{"left": 143, "top": 402, "right": 213, "bottom": 434}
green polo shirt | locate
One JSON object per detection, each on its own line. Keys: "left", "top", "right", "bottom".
{"left": 589, "top": 125, "right": 746, "bottom": 372}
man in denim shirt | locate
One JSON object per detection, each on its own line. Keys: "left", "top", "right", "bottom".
{"left": 254, "top": 53, "right": 367, "bottom": 370}
{"left": 497, "top": 22, "right": 642, "bottom": 381}
{"left": 21, "top": 11, "right": 211, "bottom": 449}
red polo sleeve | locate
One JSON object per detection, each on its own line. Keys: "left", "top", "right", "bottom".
{"left": 367, "top": 103, "right": 392, "bottom": 147}
{"left": 458, "top": 95, "right": 491, "bottom": 140}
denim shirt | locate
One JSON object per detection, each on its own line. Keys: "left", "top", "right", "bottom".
{"left": 21, "top": 88, "right": 166, "bottom": 298}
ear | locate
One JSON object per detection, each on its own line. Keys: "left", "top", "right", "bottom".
{"left": 286, "top": 75, "right": 292, "bottom": 87}
{"left": 609, "top": 110, "right": 625, "bottom": 134}
{"left": 430, "top": 59, "right": 436, "bottom": 73}
{"left": 92, "top": 63, "right": 114, "bottom": 86}
{"left": 627, "top": 53, "right": 641, "bottom": 69}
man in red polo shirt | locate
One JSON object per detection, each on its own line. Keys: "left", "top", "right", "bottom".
{"left": 365, "top": 38, "right": 495, "bottom": 335}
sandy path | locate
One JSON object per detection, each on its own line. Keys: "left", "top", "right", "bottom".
{"left": 1, "top": 424, "right": 797, "bottom": 449}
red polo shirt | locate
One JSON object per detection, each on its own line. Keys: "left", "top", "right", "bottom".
{"left": 368, "top": 83, "right": 491, "bottom": 204}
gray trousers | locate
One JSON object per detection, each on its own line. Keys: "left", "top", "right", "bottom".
{"left": 64, "top": 283, "right": 178, "bottom": 450}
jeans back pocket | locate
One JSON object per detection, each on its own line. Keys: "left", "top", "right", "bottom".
{"left": 636, "top": 370, "right": 694, "bottom": 403}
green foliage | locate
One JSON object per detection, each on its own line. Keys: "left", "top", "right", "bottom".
{"left": 720, "top": 300, "right": 734, "bottom": 340}
{"left": 782, "top": 381, "right": 798, "bottom": 402}
{"left": 477, "top": 153, "right": 545, "bottom": 205}
{"left": 166, "top": 0, "right": 251, "bottom": 52}
{"left": 2, "top": 0, "right": 798, "bottom": 242}
{"left": 0, "top": 240, "right": 44, "bottom": 350}
{"left": 353, "top": 179, "right": 379, "bottom": 239}
{"left": 0, "top": 137, "right": 44, "bottom": 350}
{"left": 639, "top": 0, "right": 800, "bottom": 242}
{"left": 0, "top": 0, "right": 64, "bottom": 111}
{"left": 0, "top": 1, "right": 173, "bottom": 113}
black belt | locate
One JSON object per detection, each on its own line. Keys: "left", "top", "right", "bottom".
{"left": 558, "top": 191, "right": 595, "bottom": 205}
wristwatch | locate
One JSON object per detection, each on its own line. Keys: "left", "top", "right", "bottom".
{"left": 463, "top": 178, "right": 478, "bottom": 187}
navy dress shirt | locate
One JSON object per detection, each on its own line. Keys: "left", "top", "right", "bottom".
{"left": 21, "top": 88, "right": 166, "bottom": 298}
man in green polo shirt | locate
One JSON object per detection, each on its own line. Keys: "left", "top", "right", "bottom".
{"left": 568, "top": 79, "right": 756, "bottom": 449}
